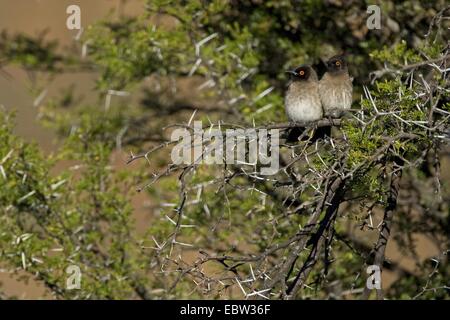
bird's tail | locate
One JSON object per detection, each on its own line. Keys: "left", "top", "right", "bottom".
{"left": 313, "top": 126, "right": 331, "bottom": 141}
{"left": 285, "top": 126, "right": 331, "bottom": 144}
{"left": 286, "top": 127, "right": 304, "bottom": 143}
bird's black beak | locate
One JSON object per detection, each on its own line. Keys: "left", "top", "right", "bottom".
{"left": 285, "top": 70, "right": 297, "bottom": 76}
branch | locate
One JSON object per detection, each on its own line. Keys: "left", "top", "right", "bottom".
{"left": 285, "top": 184, "right": 343, "bottom": 298}
{"left": 370, "top": 54, "right": 450, "bottom": 83}
{"left": 361, "top": 159, "right": 403, "bottom": 299}
{"left": 263, "top": 119, "right": 342, "bottom": 130}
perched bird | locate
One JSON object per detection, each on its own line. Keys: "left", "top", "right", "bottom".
{"left": 284, "top": 65, "right": 323, "bottom": 142}
{"left": 285, "top": 65, "right": 323, "bottom": 122}
{"left": 319, "top": 54, "right": 353, "bottom": 118}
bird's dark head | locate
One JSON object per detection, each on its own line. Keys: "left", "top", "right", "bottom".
{"left": 325, "top": 54, "right": 348, "bottom": 74}
{"left": 285, "top": 65, "right": 317, "bottom": 82}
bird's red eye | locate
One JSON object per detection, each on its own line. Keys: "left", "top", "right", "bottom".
{"left": 299, "top": 70, "right": 305, "bottom": 76}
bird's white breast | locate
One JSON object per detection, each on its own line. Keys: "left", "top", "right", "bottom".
{"left": 285, "top": 82, "right": 323, "bottom": 122}
{"left": 319, "top": 73, "right": 353, "bottom": 114}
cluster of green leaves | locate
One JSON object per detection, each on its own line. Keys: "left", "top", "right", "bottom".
{"left": 342, "top": 39, "right": 449, "bottom": 203}
{"left": 85, "top": 17, "right": 192, "bottom": 90}
{"left": 0, "top": 110, "right": 149, "bottom": 299}
{"left": 0, "top": 31, "right": 64, "bottom": 71}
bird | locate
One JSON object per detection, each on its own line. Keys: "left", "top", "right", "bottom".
{"left": 284, "top": 65, "right": 323, "bottom": 142}
{"left": 318, "top": 54, "right": 353, "bottom": 118}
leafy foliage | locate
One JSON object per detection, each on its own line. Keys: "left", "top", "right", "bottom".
{"left": 0, "top": 1, "right": 449, "bottom": 299}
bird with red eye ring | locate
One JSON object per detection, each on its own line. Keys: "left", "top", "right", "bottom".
{"left": 325, "top": 56, "right": 345, "bottom": 73}
{"left": 284, "top": 64, "right": 323, "bottom": 142}
{"left": 284, "top": 65, "right": 322, "bottom": 122}
{"left": 285, "top": 66, "right": 311, "bottom": 80}
{"left": 318, "top": 54, "right": 353, "bottom": 118}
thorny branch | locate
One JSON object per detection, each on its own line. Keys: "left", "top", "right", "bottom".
{"left": 127, "top": 14, "right": 449, "bottom": 300}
